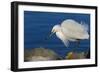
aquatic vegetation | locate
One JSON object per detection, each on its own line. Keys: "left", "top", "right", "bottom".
{"left": 65, "top": 51, "right": 87, "bottom": 59}
{"left": 24, "top": 47, "right": 90, "bottom": 61}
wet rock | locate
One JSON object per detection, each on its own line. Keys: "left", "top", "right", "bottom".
{"left": 24, "top": 48, "right": 62, "bottom": 62}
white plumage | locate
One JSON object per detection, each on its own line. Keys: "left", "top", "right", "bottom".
{"left": 51, "top": 19, "right": 89, "bottom": 47}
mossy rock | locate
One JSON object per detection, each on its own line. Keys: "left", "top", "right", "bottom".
{"left": 24, "top": 48, "right": 62, "bottom": 61}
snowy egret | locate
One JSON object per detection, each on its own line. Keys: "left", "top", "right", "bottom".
{"left": 50, "top": 19, "right": 89, "bottom": 47}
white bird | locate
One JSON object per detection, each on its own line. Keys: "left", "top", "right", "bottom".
{"left": 50, "top": 19, "right": 89, "bottom": 47}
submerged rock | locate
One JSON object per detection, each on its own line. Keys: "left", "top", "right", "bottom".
{"left": 24, "top": 48, "right": 62, "bottom": 62}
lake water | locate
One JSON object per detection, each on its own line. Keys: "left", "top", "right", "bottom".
{"left": 24, "top": 11, "right": 90, "bottom": 58}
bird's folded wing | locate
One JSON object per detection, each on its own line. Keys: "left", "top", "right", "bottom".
{"left": 61, "top": 19, "right": 88, "bottom": 39}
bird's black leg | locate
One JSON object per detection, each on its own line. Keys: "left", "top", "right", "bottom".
{"left": 72, "top": 39, "right": 80, "bottom": 52}
{"left": 76, "top": 39, "right": 80, "bottom": 49}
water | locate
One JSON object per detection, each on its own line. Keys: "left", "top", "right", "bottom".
{"left": 24, "top": 11, "right": 90, "bottom": 58}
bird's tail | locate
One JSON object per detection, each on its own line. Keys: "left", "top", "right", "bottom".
{"left": 81, "top": 21, "right": 89, "bottom": 32}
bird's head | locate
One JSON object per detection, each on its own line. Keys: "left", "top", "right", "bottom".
{"left": 51, "top": 25, "right": 61, "bottom": 33}
{"left": 49, "top": 25, "right": 61, "bottom": 37}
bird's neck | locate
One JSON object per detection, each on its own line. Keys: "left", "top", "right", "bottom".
{"left": 56, "top": 31, "right": 66, "bottom": 41}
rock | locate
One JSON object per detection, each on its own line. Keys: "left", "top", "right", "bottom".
{"left": 86, "top": 51, "right": 90, "bottom": 58}
{"left": 24, "top": 48, "right": 62, "bottom": 62}
{"left": 65, "top": 52, "right": 86, "bottom": 59}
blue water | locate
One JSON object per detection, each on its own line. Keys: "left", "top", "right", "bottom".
{"left": 24, "top": 11, "right": 90, "bottom": 58}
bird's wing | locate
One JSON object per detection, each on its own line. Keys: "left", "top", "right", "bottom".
{"left": 61, "top": 19, "right": 88, "bottom": 39}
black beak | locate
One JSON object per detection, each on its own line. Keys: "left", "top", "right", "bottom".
{"left": 45, "top": 32, "right": 55, "bottom": 40}
{"left": 49, "top": 32, "right": 55, "bottom": 37}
